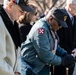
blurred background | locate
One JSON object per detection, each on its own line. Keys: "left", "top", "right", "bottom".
{"left": 29, "top": 0, "right": 66, "bottom": 15}
{"left": 0, "top": 0, "right": 3, "bottom": 4}
{"left": 0, "top": 0, "right": 66, "bottom": 16}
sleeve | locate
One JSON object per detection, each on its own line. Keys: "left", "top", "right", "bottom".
{"left": 56, "top": 45, "right": 68, "bottom": 57}
{"left": 33, "top": 27, "right": 62, "bottom": 66}
{"left": 0, "top": 16, "right": 14, "bottom": 75}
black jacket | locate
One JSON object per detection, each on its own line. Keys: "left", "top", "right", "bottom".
{"left": 20, "top": 23, "right": 32, "bottom": 42}
{"left": 57, "top": 9, "right": 76, "bottom": 54}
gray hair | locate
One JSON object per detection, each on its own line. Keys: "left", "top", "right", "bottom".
{"left": 3, "top": 0, "right": 10, "bottom": 8}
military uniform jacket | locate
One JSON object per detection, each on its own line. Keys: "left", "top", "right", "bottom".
{"left": 0, "top": 6, "right": 21, "bottom": 75}
{"left": 21, "top": 18, "right": 67, "bottom": 74}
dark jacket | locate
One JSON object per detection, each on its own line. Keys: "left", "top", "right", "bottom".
{"left": 20, "top": 23, "right": 32, "bottom": 43}
{"left": 57, "top": 9, "right": 76, "bottom": 54}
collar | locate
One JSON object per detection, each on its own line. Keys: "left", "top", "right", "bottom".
{"left": 3, "top": 6, "right": 14, "bottom": 24}
{"left": 43, "top": 17, "right": 52, "bottom": 29}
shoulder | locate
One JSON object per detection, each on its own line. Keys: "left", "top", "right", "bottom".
{"left": 34, "top": 18, "right": 48, "bottom": 29}
{"left": 0, "top": 16, "right": 6, "bottom": 34}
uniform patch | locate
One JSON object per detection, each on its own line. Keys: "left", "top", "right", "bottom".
{"left": 38, "top": 28, "right": 44, "bottom": 34}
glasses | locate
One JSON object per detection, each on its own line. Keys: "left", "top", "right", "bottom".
{"left": 53, "top": 17, "right": 61, "bottom": 26}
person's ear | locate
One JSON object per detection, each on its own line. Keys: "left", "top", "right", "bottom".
{"left": 7, "top": 1, "right": 13, "bottom": 10}
{"left": 49, "top": 16, "right": 53, "bottom": 22}
{"left": 68, "top": 4, "right": 72, "bottom": 10}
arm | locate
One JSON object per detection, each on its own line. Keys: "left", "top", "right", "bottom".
{"left": 32, "top": 25, "right": 75, "bottom": 67}
{"left": 33, "top": 27, "right": 62, "bottom": 66}
{"left": 56, "top": 45, "right": 68, "bottom": 57}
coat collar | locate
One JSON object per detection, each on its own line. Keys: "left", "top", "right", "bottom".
{"left": 0, "top": 5, "right": 21, "bottom": 49}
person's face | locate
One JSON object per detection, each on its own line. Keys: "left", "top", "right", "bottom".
{"left": 49, "top": 17, "right": 62, "bottom": 32}
{"left": 69, "top": 3, "right": 76, "bottom": 16}
{"left": 31, "top": 12, "right": 38, "bottom": 22}
{"left": 10, "top": 3, "right": 25, "bottom": 20}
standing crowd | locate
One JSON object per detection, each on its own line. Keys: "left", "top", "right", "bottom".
{"left": 0, "top": 0, "right": 76, "bottom": 75}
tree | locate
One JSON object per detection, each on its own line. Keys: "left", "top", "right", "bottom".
{"left": 29, "top": 0, "right": 66, "bottom": 15}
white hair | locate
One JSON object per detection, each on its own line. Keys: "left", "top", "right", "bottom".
{"left": 3, "top": 0, "right": 10, "bottom": 8}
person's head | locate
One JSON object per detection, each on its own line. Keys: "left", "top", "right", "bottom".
{"left": 18, "top": 3, "right": 38, "bottom": 25}
{"left": 17, "top": 11, "right": 28, "bottom": 25}
{"left": 18, "top": 11, "right": 37, "bottom": 25}
{"left": 45, "top": 7, "right": 68, "bottom": 32}
{"left": 28, "top": 3, "right": 38, "bottom": 23}
{"left": 3, "top": 0, "right": 34, "bottom": 21}
{"left": 65, "top": 0, "right": 76, "bottom": 16}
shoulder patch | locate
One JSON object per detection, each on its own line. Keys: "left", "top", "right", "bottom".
{"left": 38, "top": 28, "right": 45, "bottom": 34}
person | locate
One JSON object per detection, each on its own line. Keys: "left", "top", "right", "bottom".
{"left": 17, "top": 4, "right": 38, "bottom": 42}
{"left": 21, "top": 7, "right": 76, "bottom": 75}
{"left": 29, "top": 3, "right": 38, "bottom": 24}
{"left": 0, "top": 0, "right": 33, "bottom": 75}
{"left": 55, "top": 0, "right": 76, "bottom": 75}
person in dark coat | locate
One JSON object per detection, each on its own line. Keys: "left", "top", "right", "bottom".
{"left": 55, "top": 0, "right": 76, "bottom": 75}
{"left": 17, "top": 4, "right": 38, "bottom": 43}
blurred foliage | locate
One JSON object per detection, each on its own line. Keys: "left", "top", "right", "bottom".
{"left": 1, "top": 0, "right": 66, "bottom": 15}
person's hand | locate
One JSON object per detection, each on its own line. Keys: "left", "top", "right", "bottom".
{"left": 14, "top": 72, "right": 21, "bottom": 75}
{"left": 61, "top": 54, "right": 75, "bottom": 67}
{"left": 72, "top": 48, "right": 76, "bottom": 57}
